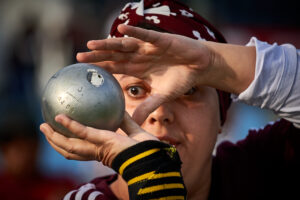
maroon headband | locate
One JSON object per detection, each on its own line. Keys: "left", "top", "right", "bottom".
{"left": 109, "top": 0, "right": 231, "bottom": 125}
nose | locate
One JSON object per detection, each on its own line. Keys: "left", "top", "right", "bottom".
{"left": 146, "top": 104, "right": 174, "bottom": 125}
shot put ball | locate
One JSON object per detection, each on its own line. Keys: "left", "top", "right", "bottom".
{"left": 41, "top": 63, "right": 125, "bottom": 137}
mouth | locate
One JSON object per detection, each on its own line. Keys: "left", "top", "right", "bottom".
{"left": 160, "top": 139, "right": 180, "bottom": 148}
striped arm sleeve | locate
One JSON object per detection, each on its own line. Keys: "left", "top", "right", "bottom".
{"left": 112, "top": 140, "right": 187, "bottom": 200}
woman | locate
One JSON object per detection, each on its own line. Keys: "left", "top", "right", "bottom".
{"left": 40, "top": 0, "right": 300, "bottom": 199}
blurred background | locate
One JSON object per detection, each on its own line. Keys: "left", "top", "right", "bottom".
{"left": 0, "top": 0, "right": 298, "bottom": 199}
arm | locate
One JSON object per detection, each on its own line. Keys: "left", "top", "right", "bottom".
{"left": 200, "top": 40, "right": 256, "bottom": 94}
{"left": 77, "top": 24, "right": 256, "bottom": 124}
{"left": 40, "top": 113, "right": 187, "bottom": 199}
{"left": 77, "top": 25, "right": 299, "bottom": 126}
{"left": 233, "top": 38, "right": 300, "bottom": 128}
{"left": 62, "top": 142, "right": 186, "bottom": 200}
{"left": 112, "top": 141, "right": 186, "bottom": 200}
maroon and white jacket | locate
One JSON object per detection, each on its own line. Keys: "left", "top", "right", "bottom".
{"left": 63, "top": 174, "right": 119, "bottom": 200}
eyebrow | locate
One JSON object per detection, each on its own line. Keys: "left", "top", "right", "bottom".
{"left": 118, "top": 74, "right": 130, "bottom": 81}
{"left": 118, "top": 74, "right": 142, "bottom": 82}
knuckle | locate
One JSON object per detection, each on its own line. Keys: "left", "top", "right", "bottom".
{"left": 64, "top": 119, "right": 72, "bottom": 129}
{"left": 64, "top": 154, "right": 72, "bottom": 160}
{"left": 69, "top": 120, "right": 78, "bottom": 130}
{"left": 92, "top": 51, "right": 99, "bottom": 61}
{"left": 98, "top": 141, "right": 115, "bottom": 165}
{"left": 80, "top": 127, "right": 89, "bottom": 139}
{"left": 105, "top": 40, "right": 109, "bottom": 49}
{"left": 95, "top": 147, "right": 102, "bottom": 162}
{"left": 120, "top": 40, "right": 125, "bottom": 49}
{"left": 66, "top": 145, "right": 75, "bottom": 154}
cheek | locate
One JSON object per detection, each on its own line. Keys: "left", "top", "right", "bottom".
{"left": 179, "top": 102, "right": 219, "bottom": 152}
{"left": 177, "top": 107, "right": 219, "bottom": 187}
{"left": 178, "top": 92, "right": 220, "bottom": 140}
{"left": 175, "top": 90, "right": 220, "bottom": 179}
{"left": 124, "top": 100, "right": 137, "bottom": 116}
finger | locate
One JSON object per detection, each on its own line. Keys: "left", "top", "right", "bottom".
{"left": 75, "top": 58, "right": 124, "bottom": 75}
{"left": 76, "top": 57, "right": 148, "bottom": 79}
{"left": 46, "top": 138, "right": 91, "bottom": 161}
{"left": 41, "top": 122, "right": 98, "bottom": 160}
{"left": 118, "top": 24, "right": 160, "bottom": 44}
{"left": 41, "top": 122, "right": 83, "bottom": 155}
{"left": 120, "top": 112, "right": 144, "bottom": 135}
{"left": 87, "top": 61, "right": 126, "bottom": 75}
{"left": 55, "top": 114, "right": 115, "bottom": 144}
{"left": 40, "top": 123, "right": 55, "bottom": 138}
{"left": 121, "top": 112, "right": 158, "bottom": 142}
{"left": 132, "top": 94, "right": 167, "bottom": 125}
{"left": 87, "top": 38, "right": 139, "bottom": 52}
{"left": 76, "top": 50, "right": 132, "bottom": 65}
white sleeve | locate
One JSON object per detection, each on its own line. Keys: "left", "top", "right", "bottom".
{"left": 232, "top": 37, "right": 300, "bottom": 128}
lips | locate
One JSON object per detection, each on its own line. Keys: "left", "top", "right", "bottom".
{"left": 143, "top": 126, "right": 182, "bottom": 148}
{"left": 159, "top": 136, "right": 180, "bottom": 148}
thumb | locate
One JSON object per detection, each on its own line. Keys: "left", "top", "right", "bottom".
{"left": 121, "top": 112, "right": 158, "bottom": 142}
{"left": 120, "top": 112, "right": 143, "bottom": 135}
{"left": 132, "top": 94, "right": 167, "bottom": 125}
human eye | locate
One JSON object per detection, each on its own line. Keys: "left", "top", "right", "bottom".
{"left": 184, "top": 87, "right": 197, "bottom": 96}
{"left": 126, "top": 85, "right": 147, "bottom": 98}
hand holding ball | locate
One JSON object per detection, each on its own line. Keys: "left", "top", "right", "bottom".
{"left": 41, "top": 63, "right": 125, "bottom": 137}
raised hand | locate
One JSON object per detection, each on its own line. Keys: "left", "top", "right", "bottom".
{"left": 77, "top": 24, "right": 255, "bottom": 124}
{"left": 77, "top": 24, "right": 213, "bottom": 124}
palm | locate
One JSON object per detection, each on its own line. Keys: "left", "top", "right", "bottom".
{"left": 77, "top": 25, "right": 211, "bottom": 123}
{"left": 40, "top": 113, "right": 158, "bottom": 166}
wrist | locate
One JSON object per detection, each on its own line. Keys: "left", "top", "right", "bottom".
{"left": 111, "top": 140, "right": 187, "bottom": 199}
{"left": 194, "top": 41, "right": 221, "bottom": 87}
{"left": 197, "top": 41, "right": 256, "bottom": 94}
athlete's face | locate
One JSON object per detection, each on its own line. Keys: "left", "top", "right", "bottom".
{"left": 114, "top": 74, "right": 221, "bottom": 195}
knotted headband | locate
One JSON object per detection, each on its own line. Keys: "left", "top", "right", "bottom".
{"left": 109, "top": 0, "right": 231, "bottom": 125}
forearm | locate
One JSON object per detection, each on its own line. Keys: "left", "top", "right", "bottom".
{"left": 200, "top": 41, "right": 256, "bottom": 95}
{"left": 112, "top": 140, "right": 187, "bottom": 200}
{"left": 233, "top": 38, "right": 300, "bottom": 127}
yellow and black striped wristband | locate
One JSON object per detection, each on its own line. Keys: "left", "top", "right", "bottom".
{"left": 112, "top": 140, "right": 187, "bottom": 200}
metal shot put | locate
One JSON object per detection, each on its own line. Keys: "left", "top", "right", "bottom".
{"left": 41, "top": 63, "right": 125, "bottom": 138}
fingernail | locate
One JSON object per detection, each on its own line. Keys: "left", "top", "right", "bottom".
{"left": 87, "top": 40, "right": 95, "bottom": 46}
{"left": 55, "top": 115, "right": 62, "bottom": 123}
{"left": 40, "top": 125, "right": 45, "bottom": 132}
{"left": 76, "top": 53, "right": 84, "bottom": 62}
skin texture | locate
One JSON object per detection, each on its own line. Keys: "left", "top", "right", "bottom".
{"left": 77, "top": 24, "right": 255, "bottom": 124}
{"left": 40, "top": 25, "right": 256, "bottom": 199}
{"left": 40, "top": 76, "right": 221, "bottom": 200}
{"left": 114, "top": 74, "right": 221, "bottom": 199}
{"left": 40, "top": 112, "right": 158, "bottom": 167}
